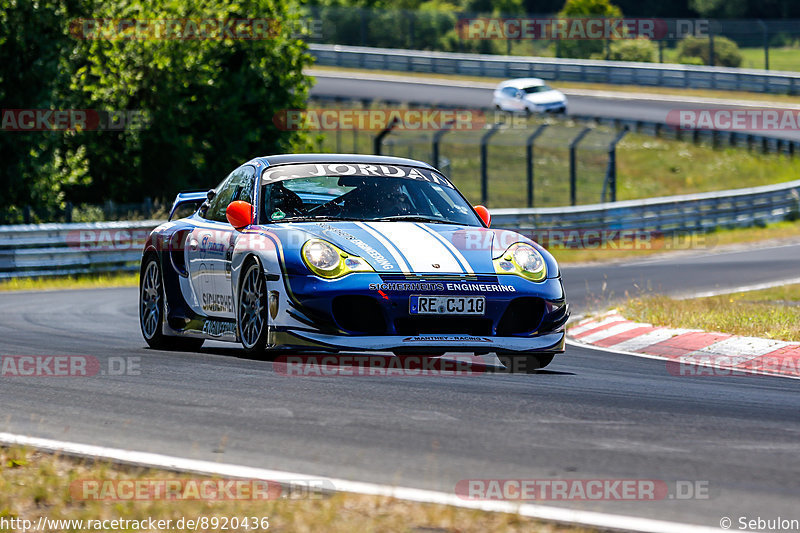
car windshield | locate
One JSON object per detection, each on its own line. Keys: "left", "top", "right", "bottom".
{"left": 259, "top": 163, "right": 482, "bottom": 226}
{"left": 523, "top": 85, "right": 552, "bottom": 93}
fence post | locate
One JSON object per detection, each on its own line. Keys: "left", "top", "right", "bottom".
{"left": 373, "top": 117, "right": 400, "bottom": 155}
{"left": 526, "top": 124, "right": 549, "bottom": 208}
{"left": 569, "top": 127, "right": 592, "bottom": 206}
{"left": 480, "top": 123, "right": 503, "bottom": 206}
{"left": 709, "top": 29, "right": 715, "bottom": 67}
{"left": 758, "top": 20, "right": 769, "bottom": 70}
{"left": 432, "top": 120, "right": 455, "bottom": 169}
{"left": 603, "top": 126, "right": 629, "bottom": 203}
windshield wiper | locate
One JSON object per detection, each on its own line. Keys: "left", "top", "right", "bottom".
{"left": 370, "top": 215, "right": 450, "bottom": 223}
{"left": 273, "top": 215, "right": 363, "bottom": 223}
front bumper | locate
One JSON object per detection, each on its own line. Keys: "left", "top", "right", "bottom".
{"left": 274, "top": 329, "right": 565, "bottom": 354}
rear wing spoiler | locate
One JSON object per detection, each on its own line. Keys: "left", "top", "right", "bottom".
{"left": 168, "top": 191, "right": 208, "bottom": 221}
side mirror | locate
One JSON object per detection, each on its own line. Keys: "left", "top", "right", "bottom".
{"left": 226, "top": 200, "right": 254, "bottom": 230}
{"left": 474, "top": 205, "right": 491, "bottom": 227}
{"left": 515, "top": 90, "right": 524, "bottom": 99}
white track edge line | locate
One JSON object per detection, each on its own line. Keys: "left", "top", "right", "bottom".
{"left": 0, "top": 432, "right": 731, "bottom": 533}
{"left": 673, "top": 276, "right": 800, "bottom": 300}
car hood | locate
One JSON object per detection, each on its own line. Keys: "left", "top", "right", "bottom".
{"left": 524, "top": 90, "right": 565, "bottom": 104}
{"left": 271, "top": 221, "right": 519, "bottom": 275}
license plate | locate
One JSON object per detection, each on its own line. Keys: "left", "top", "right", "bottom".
{"left": 409, "top": 295, "right": 485, "bottom": 315}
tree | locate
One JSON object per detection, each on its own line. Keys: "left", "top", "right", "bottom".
{"left": 556, "top": 0, "right": 623, "bottom": 59}
{"left": 0, "top": 0, "right": 313, "bottom": 222}
{"left": 0, "top": 0, "right": 90, "bottom": 222}
{"left": 67, "top": 0, "right": 313, "bottom": 205}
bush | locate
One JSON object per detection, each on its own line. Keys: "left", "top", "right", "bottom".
{"left": 676, "top": 35, "right": 743, "bottom": 68}
{"left": 598, "top": 37, "right": 657, "bottom": 62}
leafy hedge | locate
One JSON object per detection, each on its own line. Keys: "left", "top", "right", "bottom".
{"left": 0, "top": 0, "right": 313, "bottom": 223}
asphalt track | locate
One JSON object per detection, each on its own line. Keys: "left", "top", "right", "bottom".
{"left": 309, "top": 71, "right": 800, "bottom": 142}
{"left": 2, "top": 242, "right": 799, "bottom": 529}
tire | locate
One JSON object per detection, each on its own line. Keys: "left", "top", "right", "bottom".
{"left": 139, "top": 254, "right": 204, "bottom": 351}
{"left": 497, "top": 353, "right": 555, "bottom": 374}
{"left": 238, "top": 259, "right": 271, "bottom": 357}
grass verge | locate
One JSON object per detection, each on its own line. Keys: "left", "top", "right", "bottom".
{"left": 0, "top": 446, "right": 592, "bottom": 533}
{"left": 0, "top": 272, "right": 139, "bottom": 292}
{"left": 621, "top": 283, "right": 800, "bottom": 342}
{"left": 549, "top": 220, "right": 800, "bottom": 264}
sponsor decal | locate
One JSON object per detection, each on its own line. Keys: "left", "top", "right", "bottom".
{"left": 261, "top": 164, "right": 453, "bottom": 188}
{"left": 202, "top": 320, "right": 237, "bottom": 338}
{"left": 369, "top": 282, "right": 446, "bottom": 292}
{"left": 201, "top": 293, "right": 233, "bottom": 313}
{"left": 317, "top": 223, "right": 394, "bottom": 271}
{"left": 402, "top": 335, "right": 492, "bottom": 343}
{"left": 199, "top": 235, "right": 226, "bottom": 256}
{"left": 446, "top": 282, "right": 516, "bottom": 292}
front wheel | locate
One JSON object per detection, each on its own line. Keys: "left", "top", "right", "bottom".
{"left": 238, "top": 259, "right": 271, "bottom": 356}
{"left": 497, "top": 353, "right": 555, "bottom": 374}
{"left": 139, "top": 255, "right": 204, "bottom": 351}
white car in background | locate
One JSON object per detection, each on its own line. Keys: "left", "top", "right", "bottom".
{"left": 492, "top": 78, "right": 567, "bottom": 114}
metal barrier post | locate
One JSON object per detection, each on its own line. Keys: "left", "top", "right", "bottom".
{"left": 602, "top": 126, "right": 629, "bottom": 203}
{"left": 480, "top": 123, "right": 503, "bottom": 205}
{"left": 569, "top": 127, "right": 592, "bottom": 206}
{"left": 525, "top": 124, "right": 549, "bottom": 208}
{"left": 758, "top": 20, "right": 769, "bottom": 70}
{"left": 373, "top": 117, "right": 400, "bottom": 155}
{"left": 432, "top": 120, "right": 455, "bottom": 169}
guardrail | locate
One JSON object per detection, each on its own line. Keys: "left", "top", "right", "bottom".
{"left": 491, "top": 179, "right": 800, "bottom": 231}
{"left": 0, "top": 220, "right": 160, "bottom": 279}
{"left": 309, "top": 44, "right": 800, "bottom": 95}
{"left": 2, "top": 182, "right": 798, "bottom": 279}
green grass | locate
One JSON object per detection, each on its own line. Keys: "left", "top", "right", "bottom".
{"left": 0, "top": 446, "right": 593, "bottom": 533}
{"left": 621, "top": 283, "right": 800, "bottom": 341}
{"left": 0, "top": 272, "right": 139, "bottom": 292}
{"left": 661, "top": 46, "right": 800, "bottom": 73}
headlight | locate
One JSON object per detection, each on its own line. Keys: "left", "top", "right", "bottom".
{"left": 494, "top": 242, "right": 546, "bottom": 282}
{"left": 301, "top": 239, "right": 373, "bottom": 279}
{"left": 303, "top": 240, "right": 339, "bottom": 271}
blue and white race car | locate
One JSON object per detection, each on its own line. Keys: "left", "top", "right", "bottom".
{"left": 139, "top": 154, "right": 568, "bottom": 371}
